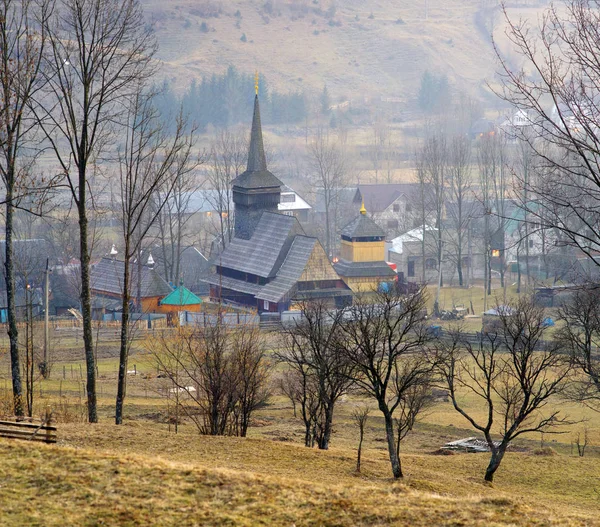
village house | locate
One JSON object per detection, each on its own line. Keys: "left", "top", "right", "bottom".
{"left": 352, "top": 184, "right": 422, "bottom": 237}
{"left": 90, "top": 257, "right": 173, "bottom": 317}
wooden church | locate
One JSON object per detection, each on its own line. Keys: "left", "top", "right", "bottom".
{"left": 202, "top": 92, "right": 352, "bottom": 313}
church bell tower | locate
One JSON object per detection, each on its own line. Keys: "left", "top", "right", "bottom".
{"left": 232, "top": 74, "right": 283, "bottom": 240}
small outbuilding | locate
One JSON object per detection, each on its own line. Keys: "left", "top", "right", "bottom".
{"left": 159, "top": 284, "right": 203, "bottom": 315}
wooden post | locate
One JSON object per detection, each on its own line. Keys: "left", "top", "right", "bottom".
{"left": 45, "top": 407, "right": 52, "bottom": 444}
{"left": 43, "top": 258, "right": 50, "bottom": 378}
{"left": 63, "top": 366, "right": 66, "bottom": 379}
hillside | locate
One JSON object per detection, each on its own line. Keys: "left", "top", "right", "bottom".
{"left": 144, "top": 0, "right": 543, "bottom": 102}
{"left": 2, "top": 425, "right": 599, "bottom": 526}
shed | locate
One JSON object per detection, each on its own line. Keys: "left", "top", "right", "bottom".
{"left": 159, "top": 285, "right": 203, "bottom": 314}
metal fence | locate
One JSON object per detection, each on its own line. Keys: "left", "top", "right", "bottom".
{"left": 179, "top": 311, "right": 259, "bottom": 327}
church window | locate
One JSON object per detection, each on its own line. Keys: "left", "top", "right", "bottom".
{"left": 387, "top": 219, "right": 399, "bottom": 229}
{"left": 393, "top": 204, "right": 400, "bottom": 212}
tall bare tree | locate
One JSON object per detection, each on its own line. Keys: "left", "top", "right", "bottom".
{"left": 339, "top": 287, "right": 433, "bottom": 478}
{"left": 477, "top": 132, "right": 508, "bottom": 302}
{"left": 557, "top": 286, "right": 600, "bottom": 411}
{"left": 206, "top": 128, "right": 246, "bottom": 251}
{"left": 114, "top": 88, "right": 196, "bottom": 425}
{"left": 417, "top": 130, "right": 447, "bottom": 315}
{"left": 446, "top": 134, "right": 474, "bottom": 287}
{"left": 308, "top": 129, "right": 346, "bottom": 258}
{"left": 152, "top": 152, "right": 202, "bottom": 284}
{"left": 278, "top": 300, "right": 354, "bottom": 450}
{"left": 437, "top": 298, "right": 571, "bottom": 482}
{"left": 494, "top": 1, "right": 600, "bottom": 274}
{"left": 0, "top": 0, "right": 53, "bottom": 416}
{"left": 33, "top": 0, "right": 156, "bottom": 422}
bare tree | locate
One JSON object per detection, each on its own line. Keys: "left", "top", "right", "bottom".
{"left": 556, "top": 286, "right": 600, "bottom": 411}
{"left": 33, "top": 0, "right": 157, "bottom": 422}
{"left": 278, "top": 369, "right": 301, "bottom": 418}
{"left": 446, "top": 134, "right": 474, "bottom": 288}
{"left": 417, "top": 130, "right": 447, "bottom": 315}
{"left": 477, "top": 132, "right": 508, "bottom": 303}
{"left": 351, "top": 405, "right": 370, "bottom": 473}
{"left": 308, "top": 129, "right": 346, "bottom": 258}
{"left": 278, "top": 300, "right": 354, "bottom": 450}
{"left": 437, "top": 298, "right": 572, "bottom": 482}
{"left": 0, "top": 0, "right": 54, "bottom": 416}
{"left": 149, "top": 323, "right": 270, "bottom": 436}
{"left": 152, "top": 151, "right": 203, "bottom": 284}
{"left": 339, "top": 287, "right": 433, "bottom": 478}
{"left": 393, "top": 380, "right": 434, "bottom": 462}
{"left": 114, "top": 88, "right": 197, "bottom": 425}
{"left": 231, "top": 325, "right": 271, "bottom": 437}
{"left": 494, "top": 1, "right": 600, "bottom": 274}
{"left": 574, "top": 427, "right": 589, "bottom": 457}
{"left": 205, "top": 128, "right": 246, "bottom": 251}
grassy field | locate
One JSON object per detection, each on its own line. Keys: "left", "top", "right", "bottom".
{"left": 1, "top": 417, "right": 599, "bottom": 526}
{"left": 1, "top": 285, "right": 599, "bottom": 525}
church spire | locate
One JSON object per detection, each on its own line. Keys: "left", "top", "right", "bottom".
{"left": 231, "top": 76, "right": 283, "bottom": 241}
{"left": 247, "top": 77, "right": 267, "bottom": 172}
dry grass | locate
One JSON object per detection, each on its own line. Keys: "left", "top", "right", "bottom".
{"left": 1, "top": 430, "right": 598, "bottom": 526}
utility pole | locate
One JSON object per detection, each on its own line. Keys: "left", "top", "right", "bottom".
{"left": 43, "top": 258, "right": 50, "bottom": 378}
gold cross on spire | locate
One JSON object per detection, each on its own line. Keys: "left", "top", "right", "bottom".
{"left": 254, "top": 71, "right": 259, "bottom": 95}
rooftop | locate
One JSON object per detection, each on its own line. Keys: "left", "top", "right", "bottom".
{"left": 160, "top": 285, "right": 202, "bottom": 306}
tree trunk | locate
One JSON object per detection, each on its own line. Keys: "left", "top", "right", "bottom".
{"left": 457, "top": 243, "right": 464, "bottom": 287}
{"left": 78, "top": 197, "right": 98, "bottom": 423}
{"left": 317, "top": 402, "right": 335, "bottom": 450}
{"left": 356, "top": 428, "right": 364, "bottom": 472}
{"left": 115, "top": 244, "right": 131, "bottom": 425}
{"left": 324, "top": 195, "right": 331, "bottom": 259}
{"left": 484, "top": 447, "right": 506, "bottom": 482}
{"left": 383, "top": 411, "right": 403, "bottom": 478}
{"left": 516, "top": 241, "right": 522, "bottom": 294}
{"left": 4, "top": 185, "right": 23, "bottom": 416}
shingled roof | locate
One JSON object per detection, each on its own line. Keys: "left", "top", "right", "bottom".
{"left": 217, "top": 212, "right": 305, "bottom": 278}
{"left": 232, "top": 95, "right": 282, "bottom": 190}
{"left": 334, "top": 260, "right": 396, "bottom": 278}
{"left": 91, "top": 258, "right": 172, "bottom": 298}
{"left": 354, "top": 184, "right": 422, "bottom": 213}
{"left": 256, "top": 236, "right": 317, "bottom": 303}
{"left": 341, "top": 212, "right": 385, "bottom": 239}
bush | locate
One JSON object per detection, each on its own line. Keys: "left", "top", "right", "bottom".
{"left": 200, "top": 21, "right": 209, "bottom": 32}
{"left": 240, "top": 33, "right": 247, "bottom": 42}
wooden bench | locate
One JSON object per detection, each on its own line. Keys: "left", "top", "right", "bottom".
{"left": 0, "top": 414, "right": 57, "bottom": 444}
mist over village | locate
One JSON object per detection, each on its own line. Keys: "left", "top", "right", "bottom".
{"left": 0, "top": 0, "right": 599, "bottom": 525}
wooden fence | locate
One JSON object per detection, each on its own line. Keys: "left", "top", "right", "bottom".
{"left": 0, "top": 415, "right": 56, "bottom": 444}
